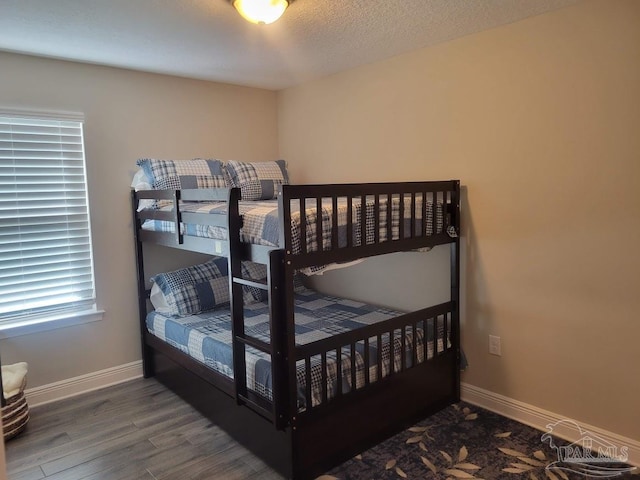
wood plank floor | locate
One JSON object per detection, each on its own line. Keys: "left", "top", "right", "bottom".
{"left": 5, "top": 378, "right": 285, "bottom": 480}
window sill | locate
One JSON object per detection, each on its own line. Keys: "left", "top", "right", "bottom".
{"left": 0, "top": 308, "right": 105, "bottom": 339}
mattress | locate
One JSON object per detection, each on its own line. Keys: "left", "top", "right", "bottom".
{"left": 146, "top": 285, "right": 447, "bottom": 411}
{"left": 140, "top": 196, "right": 450, "bottom": 274}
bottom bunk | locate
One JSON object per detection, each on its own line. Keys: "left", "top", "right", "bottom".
{"left": 143, "top": 283, "right": 460, "bottom": 479}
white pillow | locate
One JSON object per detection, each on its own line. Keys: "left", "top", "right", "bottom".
{"left": 131, "top": 169, "right": 154, "bottom": 211}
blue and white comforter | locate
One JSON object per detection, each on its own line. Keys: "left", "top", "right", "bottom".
{"left": 146, "top": 286, "right": 446, "bottom": 410}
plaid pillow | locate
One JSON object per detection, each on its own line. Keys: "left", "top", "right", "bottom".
{"left": 137, "top": 158, "right": 229, "bottom": 191}
{"left": 225, "top": 160, "right": 289, "bottom": 200}
{"left": 150, "top": 258, "right": 267, "bottom": 316}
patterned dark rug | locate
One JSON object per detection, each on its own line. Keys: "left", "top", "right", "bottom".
{"left": 324, "top": 402, "right": 637, "bottom": 480}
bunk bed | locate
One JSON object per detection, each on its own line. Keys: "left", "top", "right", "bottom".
{"left": 131, "top": 159, "right": 462, "bottom": 479}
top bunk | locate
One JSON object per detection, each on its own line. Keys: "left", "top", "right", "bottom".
{"left": 131, "top": 158, "right": 461, "bottom": 269}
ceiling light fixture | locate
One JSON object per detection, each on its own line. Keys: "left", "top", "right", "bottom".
{"left": 230, "top": 0, "right": 294, "bottom": 25}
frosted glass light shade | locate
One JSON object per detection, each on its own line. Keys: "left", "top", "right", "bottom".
{"left": 233, "top": 0, "right": 289, "bottom": 25}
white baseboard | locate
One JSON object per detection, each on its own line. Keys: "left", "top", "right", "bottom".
{"left": 461, "top": 382, "right": 640, "bottom": 468}
{"left": 24, "top": 361, "right": 143, "bottom": 407}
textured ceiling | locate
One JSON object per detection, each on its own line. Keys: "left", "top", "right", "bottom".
{"left": 0, "top": 0, "right": 582, "bottom": 90}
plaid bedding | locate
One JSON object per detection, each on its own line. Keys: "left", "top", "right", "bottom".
{"left": 146, "top": 286, "right": 447, "bottom": 411}
{"left": 141, "top": 196, "right": 450, "bottom": 274}
{"left": 225, "top": 160, "right": 289, "bottom": 201}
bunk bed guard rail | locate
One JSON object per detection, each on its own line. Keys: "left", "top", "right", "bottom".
{"left": 277, "top": 180, "right": 460, "bottom": 269}
{"left": 270, "top": 180, "right": 461, "bottom": 429}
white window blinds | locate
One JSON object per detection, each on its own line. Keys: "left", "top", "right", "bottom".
{"left": 0, "top": 112, "right": 96, "bottom": 325}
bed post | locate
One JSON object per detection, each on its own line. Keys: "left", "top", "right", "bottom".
{"left": 268, "top": 249, "right": 290, "bottom": 430}
{"left": 277, "top": 186, "right": 298, "bottom": 431}
{"left": 131, "top": 190, "right": 155, "bottom": 378}
{"left": 450, "top": 180, "right": 461, "bottom": 401}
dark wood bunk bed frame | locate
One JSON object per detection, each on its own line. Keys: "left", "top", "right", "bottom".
{"left": 131, "top": 180, "right": 462, "bottom": 479}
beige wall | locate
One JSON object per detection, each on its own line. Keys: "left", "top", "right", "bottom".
{"left": 0, "top": 52, "right": 279, "bottom": 387}
{"left": 278, "top": 0, "right": 640, "bottom": 440}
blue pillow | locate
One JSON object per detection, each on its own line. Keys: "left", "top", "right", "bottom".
{"left": 225, "top": 160, "right": 289, "bottom": 200}
{"left": 137, "top": 158, "right": 229, "bottom": 191}
{"left": 150, "top": 258, "right": 267, "bottom": 316}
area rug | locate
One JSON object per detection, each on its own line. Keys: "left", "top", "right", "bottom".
{"left": 324, "top": 402, "right": 637, "bottom": 479}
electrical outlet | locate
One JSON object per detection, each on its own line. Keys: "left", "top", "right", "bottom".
{"left": 489, "top": 335, "right": 501, "bottom": 356}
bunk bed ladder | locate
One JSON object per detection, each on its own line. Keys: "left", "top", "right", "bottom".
{"left": 227, "top": 188, "right": 290, "bottom": 429}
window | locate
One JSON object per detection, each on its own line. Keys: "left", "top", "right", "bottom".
{"left": 0, "top": 110, "right": 100, "bottom": 333}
